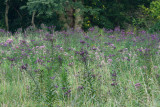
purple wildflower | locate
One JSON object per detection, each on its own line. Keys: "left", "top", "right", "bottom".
{"left": 80, "top": 40, "right": 86, "bottom": 44}
{"left": 107, "top": 59, "right": 113, "bottom": 63}
{"left": 112, "top": 73, "right": 117, "bottom": 77}
{"left": 6, "top": 39, "right": 13, "bottom": 44}
{"left": 135, "top": 83, "right": 141, "bottom": 88}
{"left": 111, "top": 83, "right": 117, "bottom": 86}
{"left": 78, "top": 86, "right": 84, "bottom": 90}
{"left": 21, "top": 64, "right": 28, "bottom": 70}
{"left": 92, "top": 47, "right": 97, "bottom": 50}
{"left": 51, "top": 76, "right": 55, "bottom": 80}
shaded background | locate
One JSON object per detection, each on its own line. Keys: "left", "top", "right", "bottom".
{"left": 1, "top": 0, "right": 159, "bottom": 32}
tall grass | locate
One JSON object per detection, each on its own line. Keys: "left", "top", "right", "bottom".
{"left": 0, "top": 26, "right": 160, "bottom": 107}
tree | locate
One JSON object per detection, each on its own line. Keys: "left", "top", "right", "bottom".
{"left": 21, "top": 0, "right": 87, "bottom": 30}
{"left": 140, "top": 0, "right": 160, "bottom": 32}
{"left": 22, "top": 0, "right": 71, "bottom": 29}
{"left": 5, "top": 0, "right": 9, "bottom": 31}
{"left": 0, "top": 0, "right": 153, "bottom": 32}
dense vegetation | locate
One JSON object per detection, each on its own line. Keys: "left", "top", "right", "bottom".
{"left": 0, "top": 26, "right": 160, "bottom": 106}
{"left": 0, "top": 0, "right": 157, "bottom": 32}
{"left": 0, "top": 0, "right": 160, "bottom": 107}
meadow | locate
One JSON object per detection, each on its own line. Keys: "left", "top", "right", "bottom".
{"left": 0, "top": 26, "right": 160, "bottom": 107}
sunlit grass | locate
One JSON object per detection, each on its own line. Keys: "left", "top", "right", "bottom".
{"left": 0, "top": 26, "right": 160, "bottom": 106}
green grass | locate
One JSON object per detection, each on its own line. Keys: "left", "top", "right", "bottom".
{"left": 0, "top": 27, "right": 160, "bottom": 107}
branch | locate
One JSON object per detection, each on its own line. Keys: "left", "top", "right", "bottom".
{"left": 13, "top": 7, "right": 22, "bottom": 20}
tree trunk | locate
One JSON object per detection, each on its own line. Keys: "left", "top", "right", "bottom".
{"left": 66, "top": 7, "right": 75, "bottom": 28}
{"left": 60, "top": 0, "right": 83, "bottom": 30}
{"left": 74, "top": 8, "right": 83, "bottom": 30}
{"left": 73, "top": 0, "right": 83, "bottom": 30}
{"left": 31, "top": 11, "right": 36, "bottom": 28}
{"left": 59, "top": 13, "right": 69, "bottom": 30}
{"left": 5, "top": 0, "right": 9, "bottom": 31}
{"left": 62, "top": 1, "right": 74, "bottom": 29}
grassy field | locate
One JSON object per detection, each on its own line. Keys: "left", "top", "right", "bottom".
{"left": 0, "top": 26, "right": 160, "bottom": 107}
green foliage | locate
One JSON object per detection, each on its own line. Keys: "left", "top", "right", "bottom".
{"left": 82, "top": 0, "right": 151, "bottom": 30}
{"left": 21, "top": 0, "right": 65, "bottom": 15}
{"left": 140, "top": 0, "right": 160, "bottom": 32}
{"left": 148, "top": 0, "right": 160, "bottom": 19}
{"left": 149, "top": 20, "right": 160, "bottom": 32}
{"left": 0, "top": 0, "right": 155, "bottom": 32}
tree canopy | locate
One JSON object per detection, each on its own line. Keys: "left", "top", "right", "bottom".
{"left": 0, "top": 0, "right": 155, "bottom": 32}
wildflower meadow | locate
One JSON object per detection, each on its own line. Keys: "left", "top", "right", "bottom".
{"left": 0, "top": 26, "right": 160, "bottom": 107}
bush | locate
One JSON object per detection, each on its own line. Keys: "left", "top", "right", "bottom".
{"left": 149, "top": 20, "right": 160, "bottom": 33}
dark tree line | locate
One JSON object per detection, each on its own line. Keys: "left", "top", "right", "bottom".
{"left": 0, "top": 0, "right": 153, "bottom": 32}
